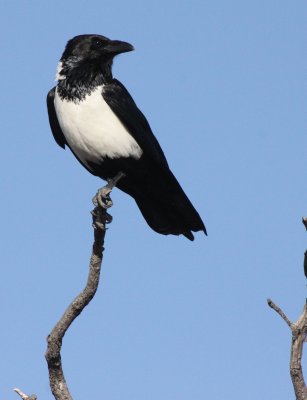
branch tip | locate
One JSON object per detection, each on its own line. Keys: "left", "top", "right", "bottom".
{"left": 267, "top": 298, "right": 293, "bottom": 328}
{"left": 14, "top": 388, "right": 37, "bottom": 400}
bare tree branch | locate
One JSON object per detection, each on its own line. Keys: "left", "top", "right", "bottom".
{"left": 268, "top": 299, "right": 307, "bottom": 400}
{"left": 45, "top": 172, "right": 124, "bottom": 400}
{"left": 267, "top": 298, "right": 293, "bottom": 329}
{"left": 14, "top": 388, "right": 37, "bottom": 400}
{"left": 267, "top": 217, "right": 307, "bottom": 399}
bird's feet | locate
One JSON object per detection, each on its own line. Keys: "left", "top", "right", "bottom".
{"left": 91, "top": 171, "right": 126, "bottom": 229}
{"left": 92, "top": 171, "right": 126, "bottom": 209}
{"left": 92, "top": 187, "right": 113, "bottom": 228}
{"left": 91, "top": 207, "right": 112, "bottom": 230}
{"left": 92, "top": 186, "right": 113, "bottom": 209}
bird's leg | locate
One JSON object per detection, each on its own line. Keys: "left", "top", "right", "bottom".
{"left": 92, "top": 171, "right": 126, "bottom": 228}
{"left": 107, "top": 171, "right": 126, "bottom": 190}
{"left": 92, "top": 171, "right": 126, "bottom": 218}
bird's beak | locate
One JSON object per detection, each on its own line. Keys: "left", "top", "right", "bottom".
{"left": 104, "top": 40, "right": 134, "bottom": 55}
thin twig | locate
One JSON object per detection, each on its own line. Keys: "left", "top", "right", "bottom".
{"left": 267, "top": 298, "right": 293, "bottom": 328}
{"left": 45, "top": 172, "right": 124, "bottom": 400}
{"left": 14, "top": 388, "right": 37, "bottom": 400}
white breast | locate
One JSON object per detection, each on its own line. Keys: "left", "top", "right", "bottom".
{"left": 54, "top": 85, "right": 143, "bottom": 169}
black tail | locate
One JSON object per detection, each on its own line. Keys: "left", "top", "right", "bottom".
{"left": 117, "top": 168, "right": 206, "bottom": 240}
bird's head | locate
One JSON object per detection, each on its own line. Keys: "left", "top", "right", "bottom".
{"left": 56, "top": 34, "right": 134, "bottom": 82}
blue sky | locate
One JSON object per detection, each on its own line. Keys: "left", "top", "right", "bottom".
{"left": 1, "top": 1, "right": 307, "bottom": 399}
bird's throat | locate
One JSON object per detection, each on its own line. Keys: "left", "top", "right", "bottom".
{"left": 56, "top": 61, "right": 113, "bottom": 102}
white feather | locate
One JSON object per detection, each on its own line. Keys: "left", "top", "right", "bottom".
{"left": 55, "top": 62, "right": 65, "bottom": 81}
{"left": 54, "top": 85, "right": 143, "bottom": 169}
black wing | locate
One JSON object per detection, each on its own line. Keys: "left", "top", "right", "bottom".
{"left": 102, "top": 79, "right": 169, "bottom": 168}
{"left": 47, "top": 87, "right": 67, "bottom": 149}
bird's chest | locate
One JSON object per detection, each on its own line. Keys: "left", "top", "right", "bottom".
{"left": 54, "top": 85, "right": 142, "bottom": 167}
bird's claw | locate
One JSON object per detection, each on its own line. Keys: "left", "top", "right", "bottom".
{"left": 92, "top": 220, "right": 105, "bottom": 230}
{"left": 92, "top": 172, "right": 125, "bottom": 209}
{"left": 91, "top": 209, "right": 112, "bottom": 230}
{"left": 91, "top": 172, "right": 125, "bottom": 228}
{"left": 92, "top": 187, "right": 113, "bottom": 209}
{"left": 105, "top": 212, "right": 113, "bottom": 223}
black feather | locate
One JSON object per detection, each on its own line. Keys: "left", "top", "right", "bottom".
{"left": 47, "top": 34, "right": 207, "bottom": 240}
{"left": 47, "top": 88, "right": 67, "bottom": 149}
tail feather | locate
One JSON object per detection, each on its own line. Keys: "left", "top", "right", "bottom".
{"left": 117, "top": 167, "right": 206, "bottom": 240}
{"left": 134, "top": 192, "right": 205, "bottom": 240}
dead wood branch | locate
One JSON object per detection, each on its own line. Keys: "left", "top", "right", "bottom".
{"left": 268, "top": 299, "right": 307, "bottom": 400}
{"left": 45, "top": 172, "right": 124, "bottom": 400}
{"left": 14, "top": 388, "right": 37, "bottom": 400}
{"left": 267, "top": 218, "right": 307, "bottom": 400}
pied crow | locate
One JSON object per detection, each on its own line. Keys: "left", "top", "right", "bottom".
{"left": 47, "top": 34, "right": 206, "bottom": 240}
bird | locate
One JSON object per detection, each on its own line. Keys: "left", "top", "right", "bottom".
{"left": 47, "top": 34, "right": 206, "bottom": 240}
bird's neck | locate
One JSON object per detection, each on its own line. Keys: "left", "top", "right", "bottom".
{"left": 56, "top": 60, "right": 113, "bottom": 102}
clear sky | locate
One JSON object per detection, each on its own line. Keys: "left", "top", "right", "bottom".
{"left": 1, "top": 1, "right": 307, "bottom": 399}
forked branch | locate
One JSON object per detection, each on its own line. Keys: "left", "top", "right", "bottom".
{"left": 268, "top": 299, "right": 307, "bottom": 400}
{"left": 267, "top": 217, "right": 307, "bottom": 400}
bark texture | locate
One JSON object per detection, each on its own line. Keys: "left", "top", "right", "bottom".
{"left": 268, "top": 298, "right": 307, "bottom": 400}
{"left": 44, "top": 173, "right": 124, "bottom": 400}
{"left": 267, "top": 218, "right": 307, "bottom": 400}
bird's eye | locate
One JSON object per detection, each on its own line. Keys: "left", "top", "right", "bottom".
{"left": 92, "top": 39, "right": 105, "bottom": 49}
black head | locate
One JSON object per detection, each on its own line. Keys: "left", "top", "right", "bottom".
{"left": 61, "top": 34, "right": 134, "bottom": 63}
{"left": 57, "top": 34, "right": 134, "bottom": 83}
